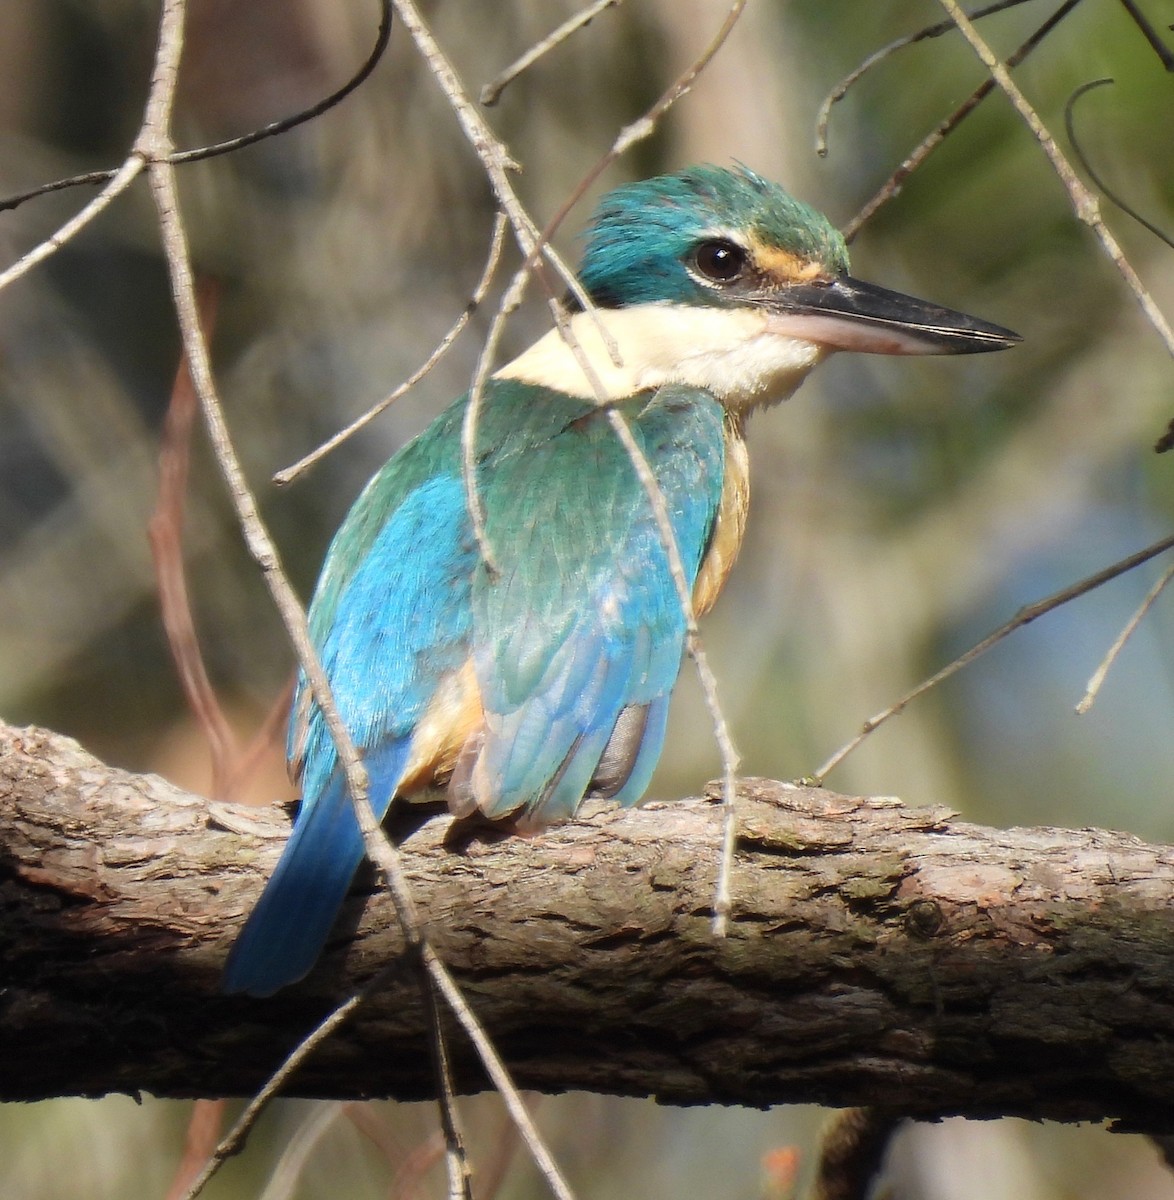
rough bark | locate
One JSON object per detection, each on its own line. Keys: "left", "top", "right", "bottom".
{"left": 2, "top": 718, "right": 1174, "bottom": 1128}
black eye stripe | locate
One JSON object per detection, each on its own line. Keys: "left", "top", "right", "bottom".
{"left": 692, "top": 239, "right": 747, "bottom": 284}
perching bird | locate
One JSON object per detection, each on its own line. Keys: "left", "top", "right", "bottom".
{"left": 223, "top": 164, "right": 1018, "bottom": 996}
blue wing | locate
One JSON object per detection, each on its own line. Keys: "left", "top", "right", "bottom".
{"left": 458, "top": 383, "right": 726, "bottom": 824}
{"left": 222, "top": 474, "right": 476, "bottom": 996}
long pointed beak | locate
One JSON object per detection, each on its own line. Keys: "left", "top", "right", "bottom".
{"left": 763, "top": 274, "right": 1021, "bottom": 356}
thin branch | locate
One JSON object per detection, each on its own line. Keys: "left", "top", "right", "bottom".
{"left": 391, "top": 5, "right": 750, "bottom": 1170}
{"left": 480, "top": 0, "right": 623, "bottom": 107}
{"left": 1065, "top": 78, "right": 1174, "bottom": 252}
{"left": 613, "top": 1, "right": 747, "bottom": 158}
{"left": 139, "top": 12, "right": 479, "bottom": 1199}
{"left": 273, "top": 211, "right": 509, "bottom": 487}
{"left": 179, "top": 962, "right": 409, "bottom": 1200}
{"left": 256, "top": 1103, "right": 346, "bottom": 1200}
{"left": 149, "top": 12, "right": 576, "bottom": 1189}
{"left": 0, "top": 0, "right": 393, "bottom": 215}
{"left": 814, "top": 531, "right": 1174, "bottom": 781}
{"left": 424, "top": 947, "right": 576, "bottom": 1200}
{"left": 815, "top": 0, "right": 1035, "bottom": 157}
{"left": 0, "top": 154, "right": 145, "bottom": 293}
{"left": 388, "top": 0, "right": 565, "bottom": 571}
{"left": 148, "top": 280, "right": 240, "bottom": 798}
{"left": 1117, "top": 0, "right": 1174, "bottom": 70}
{"left": 841, "top": 0, "right": 1082, "bottom": 243}
{"left": 167, "top": 0, "right": 393, "bottom": 166}
{"left": 1076, "top": 557, "right": 1174, "bottom": 714}
{"left": 419, "top": 956, "right": 475, "bottom": 1200}
{"left": 598, "top": 404, "right": 742, "bottom": 936}
{"left": 936, "top": 0, "right": 1174, "bottom": 359}
{"left": 458, "top": 265, "right": 528, "bottom": 578}
{"left": 531, "top": 0, "right": 749, "bottom": 275}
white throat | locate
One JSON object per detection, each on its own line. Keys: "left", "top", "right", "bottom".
{"left": 494, "top": 302, "right": 828, "bottom": 413}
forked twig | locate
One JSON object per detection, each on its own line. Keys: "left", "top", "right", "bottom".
{"left": 1076, "top": 557, "right": 1174, "bottom": 714}
{"left": 481, "top": 0, "right": 624, "bottom": 107}
{"left": 529, "top": 0, "right": 749, "bottom": 285}
{"left": 0, "top": 155, "right": 145, "bottom": 293}
{"left": 815, "top": 532, "right": 1174, "bottom": 781}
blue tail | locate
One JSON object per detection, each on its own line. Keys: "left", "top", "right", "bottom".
{"left": 222, "top": 771, "right": 394, "bottom": 997}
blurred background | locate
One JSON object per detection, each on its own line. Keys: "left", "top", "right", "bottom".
{"left": 1, "top": 0, "right": 1173, "bottom": 1196}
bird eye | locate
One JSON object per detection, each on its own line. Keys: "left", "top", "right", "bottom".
{"left": 692, "top": 239, "right": 747, "bottom": 284}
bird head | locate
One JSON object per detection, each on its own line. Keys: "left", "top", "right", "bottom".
{"left": 578, "top": 164, "right": 1019, "bottom": 359}
{"left": 500, "top": 165, "right": 1018, "bottom": 409}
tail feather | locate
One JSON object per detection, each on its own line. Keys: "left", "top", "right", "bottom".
{"left": 222, "top": 760, "right": 400, "bottom": 997}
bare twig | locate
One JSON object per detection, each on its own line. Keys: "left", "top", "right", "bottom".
{"left": 168, "top": 0, "right": 393, "bottom": 166}
{"left": 274, "top": 211, "right": 509, "bottom": 487}
{"left": 0, "top": 154, "right": 145, "bottom": 293}
{"left": 1117, "top": 0, "right": 1174, "bottom": 70}
{"left": 1065, "top": 78, "right": 1174, "bottom": 252}
{"left": 815, "top": 532, "right": 1174, "bottom": 781}
{"left": 480, "top": 0, "right": 624, "bottom": 106}
{"left": 936, "top": 0, "right": 1174, "bottom": 359}
{"left": 0, "top": 0, "right": 393, "bottom": 215}
{"left": 458, "top": 264, "right": 528, "bottom": 578}
{"left": 841, "top": 0, "right": 1082, "bottom": 242}
{"left": 138, "top": 9, "right": 481, "bottom": 1198}
{"left": 599, "top": 404, "right": 742, "bottom": 935}
{"left": 1076, "top": 557, "right": 1174, "bottom": 714}
{"left": 424, "top": 947, "right": 575, "bottom": 1200}
{"left": 419, "top": 959, "right": 475, "bottom": 1200}
{"left": 388, "top": 0, "right": 584, "bottom": 571}
{"left": 815, "top": 0, "right": 1034, "bottom": 156}
{"left": 148, "top": 280, "right": 240, "bottom": 798}
{"left": 530, "top": 0, "right": 749, "bottom": 280}
{"left": 255, "top": 1103, "right": 347, "bottom": 1200}
{"left": 179, "top": 965, "right": 406, "bottom": 1200}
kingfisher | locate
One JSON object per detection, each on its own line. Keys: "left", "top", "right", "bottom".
{"left": 223, "top": 164, "right": 1018, "bottom": 996}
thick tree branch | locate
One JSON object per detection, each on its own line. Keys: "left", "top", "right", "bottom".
{"left": 2, "top": 718, "right": 1174, "bottom": 1128}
